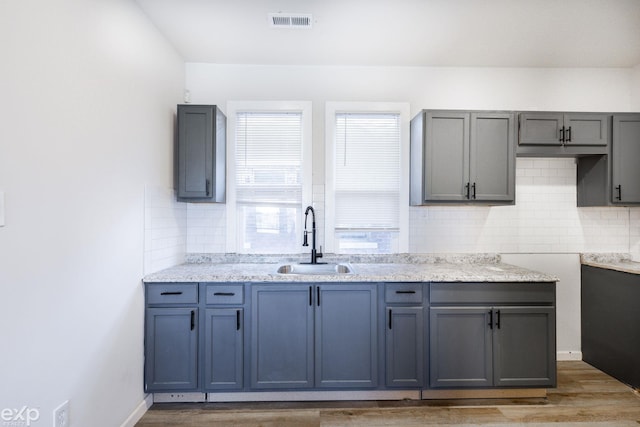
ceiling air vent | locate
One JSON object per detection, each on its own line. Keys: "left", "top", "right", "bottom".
{"left": 268, "top": 13, "right": 313, "bottom": 29}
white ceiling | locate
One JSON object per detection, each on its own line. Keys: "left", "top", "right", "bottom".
{"left": 134, "top": 0, "right": 640, "bottom": 68}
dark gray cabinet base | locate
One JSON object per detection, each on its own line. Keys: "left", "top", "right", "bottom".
{"left": 581, "top": 265, "right": 640, "bottom": 389}
{"left": 145, "top": 280, "right": 556, "bottom": 397}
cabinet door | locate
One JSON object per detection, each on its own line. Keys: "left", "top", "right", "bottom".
{"left": 203, "top": 308, "right": 243, "bottom": 390}
{"left": 564, "top": 114, "right": 609, "bottom": 146}
{"left": 251, "top": 285, "right": 314, "bottom": 389}
{"left": 470, "top": 113, "right": 515, "bottom": 202}
{"left": 612, "top": 115, "right": 640, "bottom": 204}
{"left": 493, "top": 307, "right": 556, "bottom": 387}
{"left": 178, "top": 105, "right": 214, "bottom": 199}
{"left": 385, "top": 306, "right": 424, "bottom": 388}
{"left": 316, "top": 284, "right": 378, "bottom": 388}
{"left": 518, "top": 113, "right": 563, "bottom": 146}
{"left": 424, "top": 112, "right": 470, "bottom": 201}
{"left": 145, "top": 308, "right": 198, "bottom": 391}
{"left": 429, "top": 307, "right": 492, "bottom": 388}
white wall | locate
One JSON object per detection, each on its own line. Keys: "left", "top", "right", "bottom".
{"left": 0, "top": 1, "right": 183, "bottom": 426}
{"left": 183, "top": 63, "right": 638, "bottom": 356}
{"left": 632, "top": 63, "right": 640, "bottom": 111}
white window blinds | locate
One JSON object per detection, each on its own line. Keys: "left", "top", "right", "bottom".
{"left": 236, "top": 112, "right": 302, "bottom": 204}
{"left": 334, "top": 113, "right": 400, "bottom": 230}
{"left": 235, "top": 111, "right": 303, "bottom": 253}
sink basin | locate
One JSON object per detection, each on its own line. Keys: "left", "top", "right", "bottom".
{"left": 276, "top": 263, "right": 355, "bottom": 275}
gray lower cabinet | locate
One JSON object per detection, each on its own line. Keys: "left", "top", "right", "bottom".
{"left": 145, "top": 307, "right": 199, "bottom": 392}
{"left": 429, "top": 282, "right": 556, "bottom": 389}
{"left": 177, "top": 104, "right": 226, "bottom": 202}
{"left": 384, "top": 283, "right": 424, "bottom": 388}
{"left": 410, "top": 110, "right": 515, "bottom": 204}
{"left": 251, "top": 285, "right": 314, "bottom": 389}
{"left": 386, "top": 307, "right": 424, "bottom": 388}
{"left": 203, "top": 284, "right": 245, "bottom": 390}
{"left": 582, "top": 265, "right": 640, "bottom": 389}
{"left": 518, "top": 112, "right": 609, "bottom": 156}
{"left": 203, "top": 308, "right": 243, "bottom": 390}
{"left": 251, "top": 283, "right": 378, "bottom": 390}
{"left": 316, "top": 285, "right": 378, "bottom": 388}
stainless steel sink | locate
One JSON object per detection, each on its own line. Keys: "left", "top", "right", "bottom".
{"left": 276, "top": 263, "right": 355, "bottom": 275}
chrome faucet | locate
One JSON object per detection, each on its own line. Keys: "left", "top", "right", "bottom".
{"left": 302, "top": 205, "right": 324, "bottom": 264}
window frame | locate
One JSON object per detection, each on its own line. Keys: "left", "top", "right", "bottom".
{"left": 226, "top": 101, "right": 313, "bottom": 253}
{"left": 325, "top": 102, "right": 410, "bottom": 254}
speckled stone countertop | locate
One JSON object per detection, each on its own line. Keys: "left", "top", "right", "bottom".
{"left": 580, "top": 253, "right": 640, "bottom": 275}
{"left": 143, "top": 253, "right": 557, "bottom": 283}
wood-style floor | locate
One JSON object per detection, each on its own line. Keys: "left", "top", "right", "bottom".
{"left": 136, "top": 361, "right": 640, "bottom": 426}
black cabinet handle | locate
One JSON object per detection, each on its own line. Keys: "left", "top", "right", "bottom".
{"left": 161, "top": 291, "right": 182, "bottom": 296}
{"left": 190, "top": 310, "right": 195, "bottom": 331}
{"left": 236, "top": 310, "right": 241, "bottom": 330}
{"left": 465, "top": 182, "right": 470, "bottom": 199}
{"left": 615, "top": 185, "right": 622, "bottom": 201}
{"left": 206, "top": 179, "right": 210, "bottom": 196}
{"left": 496, "top": 310, "right": 501, "bottom": 329}
{"left": 309, "top": 286, "right": 313, "bottom": 306}
{"left": 395, "top": 290, "right": 416, "bottom": 294}
{"left": 213, "top": 292, "right": 235, "bottom": 296}
{"left": 559, "top": 127, "right": 565, "bottom": 142}
{"left": 566, "top": 126, "right": 572, "bottom": 142}
{"left": 317, "top": 286, "right": 321, "bottom": 306}
{"left": 472, "top": 182, "right": 476, "bottom": 199}
{"left": 388, "top": 309, "right": 393, "bottom": 330}
{"left": 488, "top": 310, "right": 493, "bottom": 329}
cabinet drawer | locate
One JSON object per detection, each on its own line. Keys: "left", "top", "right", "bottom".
{"left": 205, "top": 284, "right": 244, "bottom": 305}
{"left": 385, "top": 283, "right": 423, "bottom": 304}
{"left": 430, "top": 282, "right": 555, "bottom": 305}
{"left": 147, "top": 283, "right": 198, "bottom": 305}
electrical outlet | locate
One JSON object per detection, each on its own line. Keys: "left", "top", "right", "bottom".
{"left": 53, "top": 400, "right": 69, "bottom": 427}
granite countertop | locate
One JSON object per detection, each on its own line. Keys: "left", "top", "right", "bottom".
{"left": 143, "top": 253, "right": 558, "bottom": 283}
{"left": 580, "top": 253, "right": 640, "bottom": 275}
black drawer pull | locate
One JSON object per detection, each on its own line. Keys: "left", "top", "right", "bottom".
{"left": 160, "top": 291, "right": 183, "bottom": 296}
{"left": 488, "top": 310, "right": 493, "bottom": 329}
{"left": 395, "top": 290, "right": 416, "bottom": 294}
{"left": 213, "top": 292, "right": 235, "bottom": 296}
{"left": 615, "top": 185, "right": 622, "bottom": 201}
{"left": 190, "top": 310, "right": 195, "bottom": 330}
{"left": 236, "top": 310, "right": 241, "bottom": 330}
{"left": 496, "top": 310, "right": 501, "bottom": 329}
{"left": 388, "top": 309, "right": 393, "bottom": 329}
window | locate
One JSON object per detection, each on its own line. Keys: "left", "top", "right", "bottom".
{"left": 227, "top": 102, "right": 312, "bottom": 253}
{"left": 326, "top": 103, "right": 409, "bottom": 254}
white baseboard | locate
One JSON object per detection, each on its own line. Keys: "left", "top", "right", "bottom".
{"left": 557, "top": 351, "right": 583, "bottom": 361}
{"left": 120, "top": 394, "right": 153, "bottom": 427}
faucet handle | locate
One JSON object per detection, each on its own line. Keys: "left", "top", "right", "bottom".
{"left": 317, "top": 245, "right": 323, "bottom": 258}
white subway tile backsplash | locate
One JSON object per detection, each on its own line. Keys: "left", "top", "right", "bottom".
{"left": 408, "top": 158, "right": 636, "bottom": 254}
{"left": 143, "top": 186, "right": 187, "bottom": 274}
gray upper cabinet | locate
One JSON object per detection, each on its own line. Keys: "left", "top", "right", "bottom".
{"left": 518, "top": 112, "right": 609, "bottom": 156}
{"left": 612, "top": 114, "right": 640, "bottom": 204}
{"left": 577, "top": 114, "right": 640, "bottom": 206}
{"left": 410, "top": 110, "right": 515, "bottom": 204}
{"left": 177, "top": 105, "right": 226, "bottom": 202}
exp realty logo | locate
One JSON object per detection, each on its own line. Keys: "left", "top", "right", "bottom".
{"left": 1, "top": 406, "right": 40, "bottom": 426}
